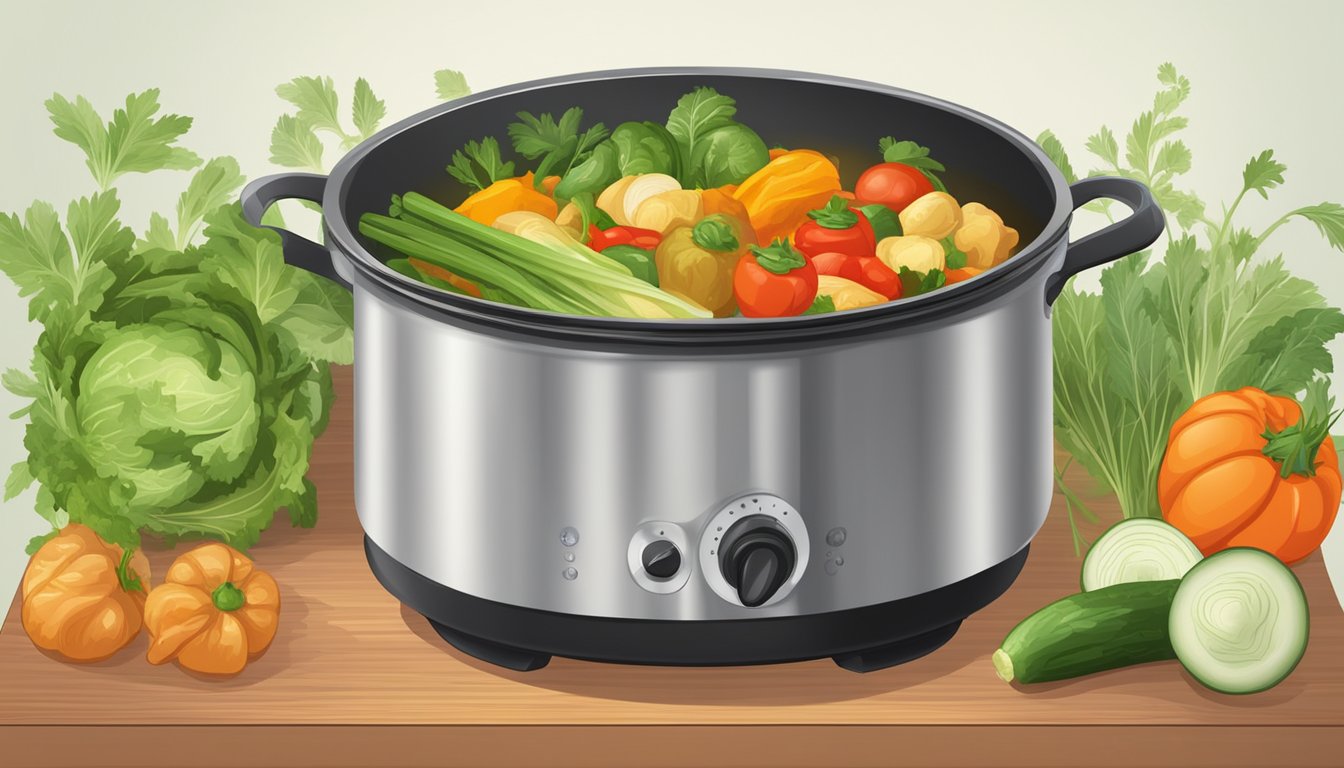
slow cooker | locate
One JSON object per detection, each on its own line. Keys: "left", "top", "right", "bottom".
{"left": 240, "top": 68, "right": 1164, "bottom": 672}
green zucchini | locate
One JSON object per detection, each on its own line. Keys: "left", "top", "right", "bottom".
{"left": 993, "top": 580, "right": 1180, "bottom": 684}
{"left": 1169, "top": 548, "right": 1309, "bottom": 694}
{"left": 1081, "top": 518, "right": 1203, "bottom": 591}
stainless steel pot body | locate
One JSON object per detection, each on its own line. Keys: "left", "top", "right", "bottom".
{"left": 352, "top": 262, "right": 1055, "bottom": 620}
{"left": 240, "top": 68, "right": 1164, "bottom": 625}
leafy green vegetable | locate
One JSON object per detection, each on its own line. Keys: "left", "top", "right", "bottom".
{"left": 1042, "top": 63, "right": 1344, "bottom": 523}
{"left": 802, "top": 295, "right": 837, "bottom": 315}
{"left": 434, "top": 69, "right": 471, "bottom": 101}
{"left": 694, "top": 123, "right": 769, "bottom": 188}
{"left": 507, "top": 108, "right": 608, "bottom": 184}
{"left": 666, "top": 86, "right": 736, "bottom": 162}
{"left": 609, "top": 121, "right": 680, "bottom": 178}
{"left": 46, "top": 90, "right": 202, "bottom": 190}
{"left": 1, "top": 88, "right": 354, "bottom": 552}
{"left": 898, "top": 266, "right": 947, "bottom": 296}
{"left": 446, "top": 137, "right": 516, "bottom": 192}
{"left": 553, "top": 143, "right": 619, "bottom": 202}
{"left": 665, "top": 87, "right": 768, "bottom": 188}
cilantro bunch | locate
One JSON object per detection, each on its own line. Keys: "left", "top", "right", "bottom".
{"left": 1039, "top": 64, "right": 1344, "bottom": 551}
{"left": 0, "top": 88, "right": 356, "bottom": 553}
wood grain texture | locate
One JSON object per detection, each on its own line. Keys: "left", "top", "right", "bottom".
{"left": 0, "top": 366, "right": 1340, "bottom": 765}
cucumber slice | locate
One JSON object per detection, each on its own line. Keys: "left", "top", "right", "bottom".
{"left": 993, "top": 580, "right": 1180, "bottom": 684}
{"left": 1169, "top": 548, "right": 1309, "bottom": 694}
{"left": 1082, "top": 518, "right": 1203, "bottom": 591}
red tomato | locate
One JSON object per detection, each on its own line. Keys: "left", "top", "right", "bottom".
{"left": 811, "top": 251, "right": 865, "bottom": 282}
{"left": 734, "top": 241, "right": 818, "bottom": 317}
{"left": 793, "top": 196, "right": 876, "bottom": 260}
{"left": 857, "top": 256, "right": 902, "bottom": 299}
{"left": 854, "top": 163, "right": 934, "bottom": 213}
{"left": 812, "top": 252, "right": 901, "bottom": 300}
{"left": 589, "top": 225, "right": 662, "bottom": 252}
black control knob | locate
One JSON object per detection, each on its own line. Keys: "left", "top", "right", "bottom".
{"left": 641, "top": 540, "right": 681, "bottom": 580}
{"left": 718, "top": 515, "right": 796, "bottom": 607}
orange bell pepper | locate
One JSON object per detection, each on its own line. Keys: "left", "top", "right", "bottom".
{"left": 732, "top": 151, "right": 841, "bottom": 245}
{"left": 455, "top": 178, "right": 558, "bottom": 226}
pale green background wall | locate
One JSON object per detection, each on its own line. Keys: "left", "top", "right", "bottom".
{"left": 1, "top": 0, "right": 1342, "bottom": 612}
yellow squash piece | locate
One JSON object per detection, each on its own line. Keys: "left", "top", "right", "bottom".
{"left": 817, "top": 275, "right": 887, "bottom": 311}
{"left": 732, "top": 150, "right": 841, "bottom": 244}
{"left": 455, "top": 178, "right": 558, "bottom": 227}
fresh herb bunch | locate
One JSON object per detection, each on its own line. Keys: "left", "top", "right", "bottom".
{"left": 0, "top": 88, "right": 358, "bottom": 554}
{"left": 1039, "top": 64, "right": 1344, "bottom": 552}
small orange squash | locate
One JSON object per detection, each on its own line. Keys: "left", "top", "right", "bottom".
{"left": 1158, "top": 386, "right": 1341, "bottom": 563}
{"left": 143, "top": 543, "right": 280, "bottom": 676}
{"left": 21, "top": 524, "right": 149, "bottom": 662}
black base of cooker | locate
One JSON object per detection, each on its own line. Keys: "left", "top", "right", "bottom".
{"left": 365, "top": 536, "right": 1029, "bottom": 673}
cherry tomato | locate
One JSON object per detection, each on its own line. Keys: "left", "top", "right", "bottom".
{"left": 793, "top": 196, "right": 876, "bottom": 260}
{"left": 733, "top": 240, "right": 818, "bottom": 317}
{"left": 854, "top": 163, "right": 934, "bottom": 214}
{"left": 588, "top": 224, "right": 662, "bottom": 252}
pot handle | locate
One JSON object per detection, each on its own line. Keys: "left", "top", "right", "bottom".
{"left": 239, "top": 172, "right": 353, "bottom": 291}
{"left": 1044, "top": 176, "right": 1165, "bottom": 305}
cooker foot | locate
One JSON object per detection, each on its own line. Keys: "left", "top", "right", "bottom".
{"left": 831, "top": 619, "right": 962, "bottom": 673}
{"left": 427, "top": 618, "right": 552, "bottom": 672}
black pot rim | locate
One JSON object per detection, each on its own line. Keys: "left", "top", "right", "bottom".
{"left": 323, "top": 67, "right": 1072, "bottom": 345}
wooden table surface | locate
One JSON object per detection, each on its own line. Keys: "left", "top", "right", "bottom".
{"left": 1, "top": 366, "right": 1341, "bottom": 767}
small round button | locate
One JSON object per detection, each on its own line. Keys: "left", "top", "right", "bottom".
{"left": 641, "top": 540, "right": 681, "bottom": 580}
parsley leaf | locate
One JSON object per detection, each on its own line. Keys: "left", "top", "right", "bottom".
{"left": 271, "top": 76, "right": 392, "bottom": 168}
{"left": 507, "top": 108, "right": 608, "bottom": 181}
{"left": 46, "top": 90, "right": 202, "bottom": 189}
{"left": 352, "top": 78, "right": 386, "bottom": 141}
{"left": 1085, "top": 126, "right": 1120, "bottom": 167}
{"left": 1036, "top": 130, "right": 1078, "bottom": 184}
{"left": 446, "top": 137, "right": 515, "bottom": 192}
{"left": 1291, "top": 202, "right": 1344, "bottom": 250}
{"left": 276, "top": 76, "right": 343, "bottom": 136}
{"left": 435, "top": 69, "right": 471, "bottom": 101}
{"left": 1243, "top": 149, "right": 1287, "bottom": 199}
{"left": 270, "top": 114, "right": 325, "bottom": 171}
{"left": 172, "top": 157, "right": 247, "bottom": 249}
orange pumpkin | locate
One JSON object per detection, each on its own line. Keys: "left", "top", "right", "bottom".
{"left": 143, "top": 543, "right": 280, "bottom": 676}
{"left": 21, "top": 524, "right": 149, "bottom": 662}
{"left": 1158, "top": 387, "right": 1342, "bottom": 563}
